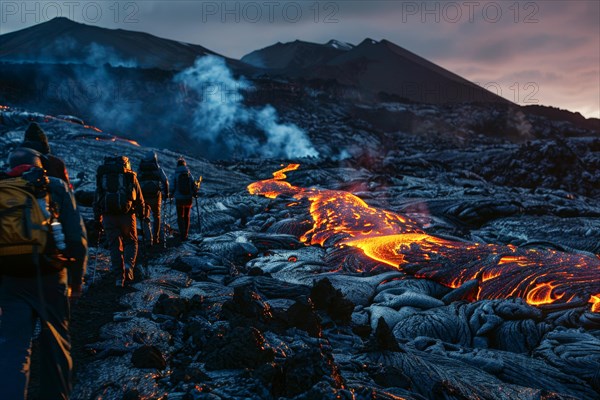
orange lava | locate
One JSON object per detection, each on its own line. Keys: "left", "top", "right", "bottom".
{"left": 344, "top": 234, "right": 451, "bottom": 268}
{"left": 525, "top": 281, "right": 565, "bottom": 306}
{"left": 590, "top": 295, "right": 600, "bottom": 312}
{"left": 249, "top": 164, "right": 600, "bottom": 312}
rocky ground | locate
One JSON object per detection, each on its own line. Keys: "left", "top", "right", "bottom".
{"left": 1, "top": 107, "right": 599, "bottom": 400}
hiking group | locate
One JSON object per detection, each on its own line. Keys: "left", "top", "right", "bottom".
{"left": 0, "top": 123, "right": 201, "bottom": 399}
{"left": 93, "top": 152, "right": 198, "bottom": 287}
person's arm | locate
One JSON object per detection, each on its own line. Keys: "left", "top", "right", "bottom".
{"left": 60, "top": 160, "right": 71, "bottom": 188}
{"left": 49, "top": 178, "right": 88, "bottom": 297}
{"left": 133, "top": 175, "right": 145, "bottom": 216}
{"left": 160, "top": 168, "right": 170, "bottom": 197}
{"left": 48, "top": 155, "right": 72, "bottom": 188}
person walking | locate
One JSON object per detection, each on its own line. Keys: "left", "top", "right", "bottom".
{"left": 0, "top": 147, "right": 88, "bottom": 400}
{"left": 137, "top": 151, "right": 169, "bottom": 246}
{"left": 169, "top": 157, "right": 198, "bottom": 242}
{"left": 93, "top": 156, "right": 144, "bottom": 287}
{"left": 20, "top": 122, "right": 71, "bottom": 187}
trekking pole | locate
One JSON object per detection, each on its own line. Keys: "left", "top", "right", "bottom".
{"left": 167, "top": 197, "right": 173, "bottom": 237}
{"left": 162, "top": 199, "right": 167, "bottom": 249}
{"left": 195, "top": 196, "right": 200, "bottom": 232}
{"left": 195, "top": 177, "right": 202, "bottom": 233}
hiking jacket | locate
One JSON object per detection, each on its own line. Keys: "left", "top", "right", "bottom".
{"left": 48, "top": 177, "right": 88, "bottom": 287}
{"left": 138, "top": 162, "right": 169, "bottom": 198}
{"left": 21, "top": 141, "right": 71, "bottom": 186}
{"left": 169, "top": 165, "right": 198, "bottom": 201}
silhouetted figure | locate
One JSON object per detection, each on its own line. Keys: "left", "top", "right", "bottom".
{"left": 137, "top": 152, "right": 169, "bottom": 246}
{"left": 0, "top": 147, "right": 87, "bottom": 400}
{"left": 169, "top": 157, "right": 198, "bottom": 241}
{"left": 94, "top": 156, "right": 144, "bottom": 287}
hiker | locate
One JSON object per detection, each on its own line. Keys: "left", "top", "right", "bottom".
{"left": 20, "top": 122, "right": 71, "bottom": 187}
{"left": 93, "top": 156, "right": 144, "bottom": 287}
{"left": 137, "top": 151, "right": 169, "bottom": 246}
{"left": 169, "top": 157, "right": 198, "bottom": 241}
{"left": 0, "top": 147, "right": 87, "bottom": 400}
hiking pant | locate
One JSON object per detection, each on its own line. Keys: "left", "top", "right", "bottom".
{"left": 0, "top": 271, "right": 71, "bottom": 400}
{"left": 142, "top": 195, "right": 162, "bottom": 245}
{"left": 176, "top": 199, "right": 193, "bottom": 240}
{"left": 103, "top": 213, "right": 138, "bottom": 277}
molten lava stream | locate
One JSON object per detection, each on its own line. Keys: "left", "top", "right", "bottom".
{"left": 248, "top": 164, "right": 600, "bottom": 312}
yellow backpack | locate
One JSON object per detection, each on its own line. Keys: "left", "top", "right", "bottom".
{"left": 0, "top": 177, "right": 51, "bottom": 258}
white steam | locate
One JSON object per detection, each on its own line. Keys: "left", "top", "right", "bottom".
{"left": 174, "top": 56, "right": 318, "bottom": 159}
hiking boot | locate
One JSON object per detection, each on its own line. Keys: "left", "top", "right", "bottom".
{"left": 125, "top": 264, "right": 134, "bottom": 281}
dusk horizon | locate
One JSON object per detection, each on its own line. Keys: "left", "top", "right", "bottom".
{"left": 1, "top": 0, "right": 599, "bottom": 118}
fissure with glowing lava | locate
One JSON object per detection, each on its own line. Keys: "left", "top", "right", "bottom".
{"left": 248, "top": 164, "right": 600, "bottom": 312}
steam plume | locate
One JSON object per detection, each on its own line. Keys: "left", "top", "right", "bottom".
{"left": 174, "top": 56, "right": 319, "bottom": 159}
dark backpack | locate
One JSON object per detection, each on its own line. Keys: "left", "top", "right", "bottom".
{"left": 0, "top": 173, "right": 61, "bottom": 274}
{"left": 177, "top": 171, "right": 192, "bottom": 196}
{"left": 98, "top": 157, "right": 135, "bottom": 215}
{"left": 0, "top": 177, "right": 50, "bottom": 257}
{"left": 138, "top": 160, "right": 162, "bottom": 199}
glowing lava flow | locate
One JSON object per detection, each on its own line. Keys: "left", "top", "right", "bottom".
{"left": 249, "top": 165, "right": 600, "bottom": 312}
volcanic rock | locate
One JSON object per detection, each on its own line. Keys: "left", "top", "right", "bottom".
{"left": 152, "top": 294, "right": 188, "bottom": 319}
{"left": 286, "top": 300, "right": 322, "bottom": 337}
{"left": 309, "top": 278, "right": 355, "bottom": 324}
{"left": 203, "top": 326, "right": 275, "bottom": 370}
{"left": 276, "top": 348, "right": 343, "bottom": 398}
{"left": 221, "top": 286, "right": 273, "bottom": 327}
{"left": 131, "top": 345, "right": 167, "bottom": 369}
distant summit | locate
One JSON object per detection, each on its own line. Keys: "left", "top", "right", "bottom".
{"left": 0, "top": 17, "right": 231, "bottom": 70}
{"left": 241, "top": 38, "right": 511, "bottom": 104}
{"left": 241, "top": 39, "right": 351, "bottom": 72}
{"left": 325, "top": 40, "right": 354, "bottom": 51}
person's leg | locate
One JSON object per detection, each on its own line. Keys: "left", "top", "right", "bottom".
{"left": 122, "top": 214, "right": 138, "bottom": 279}
{"left": 0, "top": 280, "right": 38, "bottom": 400}
{"left": 38, "top": 278, "right": 72, "bottom": 400}
{"left": 152, "top": 196, "right": 161, "bottom": 245}
{"left": 176, "top": 201, "right": 185, "bottom": 239}
{"left": 183, "top": 203, "right": 192, "bottom": 240}
{"left": 142, "top": 203, "right": 153, "bottom": 246}
{"left": 103, "top": 215, "right": 125, "bottom": 285}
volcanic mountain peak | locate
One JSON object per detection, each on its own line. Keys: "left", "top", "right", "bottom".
{"left": 358, "top": 38, "right": 381, "bottom": 46}
{"left": 240, "top": 39, "right": 348, "bottom": 70}
{"left": 241, "top": 36, "right": 511, "bottom": 104}
{"left": 325, "top": 39, "right": 354, "bottom": 51}
{"left": 0, "top": 17, "right": 225, "bottom": 70}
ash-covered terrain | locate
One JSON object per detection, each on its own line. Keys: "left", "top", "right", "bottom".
{"left": 1, "top": 106, "right": 599, "bottom": 400}
{"left": 2, "top": 16, "right": 600, "bottom": 400}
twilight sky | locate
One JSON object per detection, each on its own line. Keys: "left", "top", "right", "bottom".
{"left": 1, "top": 0, "right": 599, "bottom": 118}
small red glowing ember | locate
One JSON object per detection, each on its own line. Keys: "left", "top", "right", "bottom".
{"left": 249, "top": 165, "right": 600, "bottom": 312}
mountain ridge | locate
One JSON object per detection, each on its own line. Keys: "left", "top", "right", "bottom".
{"left": 243, "top": 37, "right": 512, "bottom": 104}
{"left": 1, "top": 17, "right": 597, "bottom": 132}
{"left": 0, "top": 17, "right": 247, "bottom": 70}
{"left": 2, "top": 18, "right": 507, "bottom": 104}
